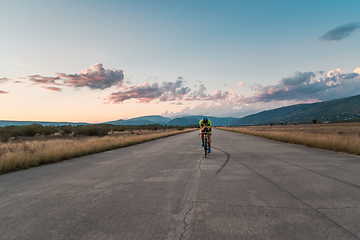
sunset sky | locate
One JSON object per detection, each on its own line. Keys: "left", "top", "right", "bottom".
{"left": 1, "top": 0, "right": 360, "bottom": 123}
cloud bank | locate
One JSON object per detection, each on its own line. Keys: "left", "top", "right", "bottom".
{"left": 8, "top": 63, "right": 360, "bottom": 118}
{"left": 319, "top": 22, "right": 360, "bottom": 41}
{"left": 29, "top": 63, "right": 124, "bottom": 91}
{"left": 106, "top": 67, "right": 360, "bottom": 118}
{"left": 238, "top": 69, "right": 360, "bottom": 104}
{"left": 161, "top": 67, "right": 360, "bottom": 117}
{"left": 106, "top": 78, "right": 245, "bottom": 105}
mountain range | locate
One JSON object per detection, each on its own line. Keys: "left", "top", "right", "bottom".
{"left": 1, "top": 94, "right": 360, "bottom": 127}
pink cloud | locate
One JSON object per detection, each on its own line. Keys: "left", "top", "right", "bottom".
{"left": 8, "top": 60, "right": 23, "bottom": 66}
{"left": 41, "top": 86, "right": 62, "bottom": 92}
{"left": 0, "top": 90, "right": 9, "bottom": 94}
{"left": 0, "top": 78, "right": 11, "bottom": 84}
{"left": 29, "top": 75, "right": 61, "bottom": 85}
{"left": 28, "top": 63, "right": 124, "bottom": 90}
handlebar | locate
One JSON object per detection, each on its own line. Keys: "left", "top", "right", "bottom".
{"left": 199, "top": 127, "right": 210, "bottom": 135}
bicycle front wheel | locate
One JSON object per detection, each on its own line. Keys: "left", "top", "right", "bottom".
{"left": 204, "top": 137, "right": 208, "bottom": 158}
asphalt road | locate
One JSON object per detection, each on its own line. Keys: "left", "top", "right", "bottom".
{"left": 1, "top": 128, "right": 360, "bottom": 240}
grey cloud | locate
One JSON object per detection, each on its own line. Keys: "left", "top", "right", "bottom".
{"left": 185, "top": 84, "right": 242, "bottom": 103}
{"left": 204, "top": 90, "right": 230, "bottom": 101}
{"left": 0, "top": 90, "right": 9, "bottom": 94}
{"left": 186, "top": 84, "right": 207, "bottom": 100}
{"left": 109, "top": 83, "right": 161, "bottom": 103}
{"left": 107, "top": 77, "right": 190, "bottom": 103}
{"left": 280, "top": 71, "right": 315, "bottom": 86}
{"left": 319, "top": 22, "right": 360, "bottom": 41}
{"left": 343, "top": 72, "right": 359, "bottom": 79}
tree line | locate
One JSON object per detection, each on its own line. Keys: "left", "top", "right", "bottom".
{"left": 0, "top": 124, "right": 198, "bottom": 143}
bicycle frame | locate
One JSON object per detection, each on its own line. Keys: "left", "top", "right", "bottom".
{"left": 202, "top": 128, "right": 209, "bottom": 158}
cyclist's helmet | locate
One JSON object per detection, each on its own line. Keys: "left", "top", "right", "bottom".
{"left": 203, "top": 117, "right": 208, "bottom": 123}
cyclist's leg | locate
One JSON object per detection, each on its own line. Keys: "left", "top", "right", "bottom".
{"left": 200, "top": 130, "right": 204, "bottom": 146}
{"left": 207, "top": 127, "right": 212, "bottom": 147}
{"left": 200, "top": 130, "right": 204, "bottom": 141}
{"left": 207, "top": 133, "right": 212, "bottom": 153}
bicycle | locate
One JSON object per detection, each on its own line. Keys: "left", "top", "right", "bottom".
{"left": 201, "top": 127, "right": 210, "bottom": 158}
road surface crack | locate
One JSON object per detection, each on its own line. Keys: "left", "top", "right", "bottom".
{"left": 179, "top": 157, "right": 202, "bottom": 240}
{"left": 316, "top": 206, "right": 360, "bottom": 210}
{"left": 191, "top": 200, "right": 310, "bottom": 210}
{"left": 180, "top": 201, "right": 195, "bottom": 240}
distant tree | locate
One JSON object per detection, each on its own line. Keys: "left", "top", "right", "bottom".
{"left": 312, "top": 119, "right": 318, "bottom": 124}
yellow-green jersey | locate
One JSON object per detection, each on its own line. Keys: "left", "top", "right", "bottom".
{"left": 199, "top": 119, "right": 212, "bottom": 128}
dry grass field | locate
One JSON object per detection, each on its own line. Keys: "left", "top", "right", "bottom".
{"left": 0, "top": 128, "right": 194, "bottom": 175}
{"left": 218, "top": 123, "right": 360, "bottom": 155}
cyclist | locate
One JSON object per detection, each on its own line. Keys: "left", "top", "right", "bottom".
{"left": 199, "top": 117, "right": 212, "bottom": 153}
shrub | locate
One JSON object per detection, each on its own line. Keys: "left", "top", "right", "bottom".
{"left": 22, "top": 125, "right": 39, "bottom": 137}
{"left": 1, "top": 132, "right": 10, "bottom": 143}
{"left": 62, "top": 127, "right": 73, "bottom": 135}
{"left": 75, "top": 125, "right": 108, "bottom": 136}
{"left": 42, "top": 126, "right": 54, "bottom": 136}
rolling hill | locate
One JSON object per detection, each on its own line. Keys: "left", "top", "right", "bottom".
{"left": 105, "top": 115, "right": 172, "bottom": 125}
{"left": 231, "top": 94, "right": 360, "bottom": 125}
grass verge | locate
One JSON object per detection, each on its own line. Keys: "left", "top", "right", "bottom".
{"left": 218, "top": 123, "right": 360, "bottom": 155}
{"left": 0, "top": 129, "right": 195, "bottom": 175}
